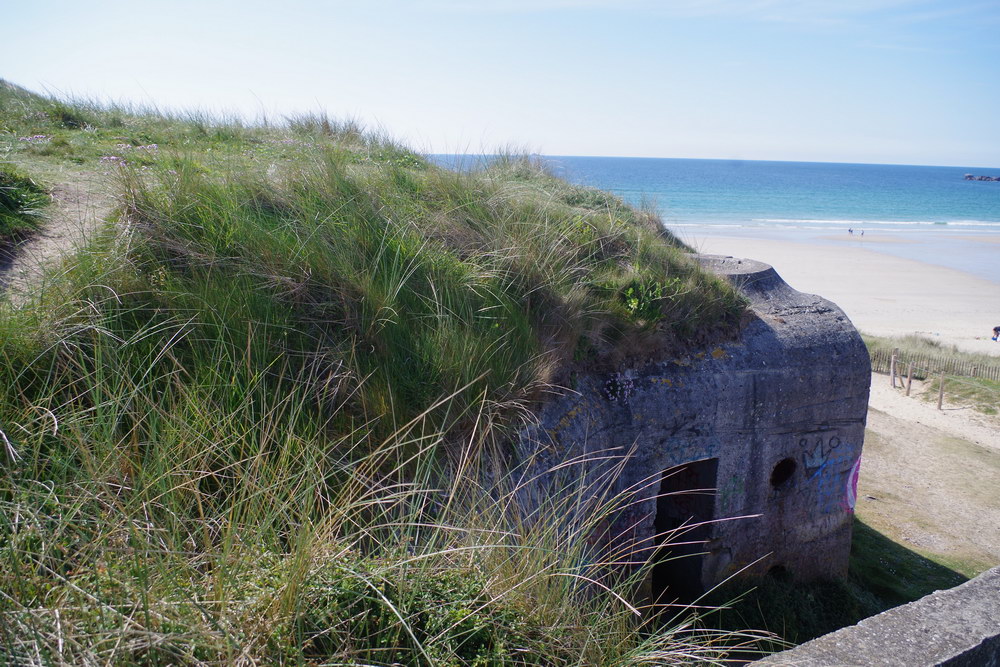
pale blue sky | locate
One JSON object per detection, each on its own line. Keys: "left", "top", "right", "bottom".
{"left": 3, "top": 0, "right": 999, "bottom": 166}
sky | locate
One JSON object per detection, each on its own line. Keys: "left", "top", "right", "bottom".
{"left": 3, "top": 0, "right": 1000, "bottom": 167}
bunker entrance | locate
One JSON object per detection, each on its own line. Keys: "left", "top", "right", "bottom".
{"left": 652, "top": 458, "right": 719, "bottom": 604}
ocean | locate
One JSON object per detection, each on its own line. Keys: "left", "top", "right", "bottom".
{"left": 432, "top": 156, "right": 1000, "bottom": 284}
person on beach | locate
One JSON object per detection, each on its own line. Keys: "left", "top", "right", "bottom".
{"left": 993, "top": 326, "right": 1000, "bottom": 341}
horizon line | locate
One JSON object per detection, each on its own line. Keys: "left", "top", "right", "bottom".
{"left": 426, "top": 152, "right": 1000, "bottom": 171}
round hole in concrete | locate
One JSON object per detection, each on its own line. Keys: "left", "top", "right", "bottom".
{"left": 770, "top": 458, "right": 796, "bottom": 488}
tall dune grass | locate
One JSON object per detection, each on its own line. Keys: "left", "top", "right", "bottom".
{"left": 0, "top": 80, "right": 758, "bottom": 663}
{"left": 0, "top": 311, "right": 759, "bottom": 663}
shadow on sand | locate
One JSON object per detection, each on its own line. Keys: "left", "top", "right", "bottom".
{"left": 698, "top": 516, "right": 968, "bottom": 651}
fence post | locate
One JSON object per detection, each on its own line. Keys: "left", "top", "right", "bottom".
{"left": 937, "top": 372, "right": 945, "bottom": 410}
{"left": 890, "top": 348, "right": 898, "bottom": 388}
{"left": 906, "top": 362, "right": 914, "bottom": 396}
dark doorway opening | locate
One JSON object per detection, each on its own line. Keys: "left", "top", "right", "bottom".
{"left": 652, "top": 458, "right": 719, "bottom": 605}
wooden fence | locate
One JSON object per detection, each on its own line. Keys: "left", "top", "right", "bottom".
{"left": 870, "top": 348, "right": 1000, "bottom": 382}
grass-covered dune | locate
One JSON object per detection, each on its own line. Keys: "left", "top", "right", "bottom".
{"left": 0, "top": 79, "right": 754, "bottom": 664}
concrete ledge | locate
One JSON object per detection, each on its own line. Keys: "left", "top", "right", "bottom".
{"left": 754, "top": 566, "right": 1000, "bottom": 666}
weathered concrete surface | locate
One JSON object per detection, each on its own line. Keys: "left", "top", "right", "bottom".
{"left": 755, "top": 566, "right": 1000, "bottom": 666}
{"left": 517, "top": 255, "right": 870, "bottom": 598}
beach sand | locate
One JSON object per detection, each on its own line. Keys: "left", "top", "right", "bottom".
{"left": 689, "top": 235, "right": 1000, "bottom": 356}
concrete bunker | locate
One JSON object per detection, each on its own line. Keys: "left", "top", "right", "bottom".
{"left": 517, "top": 255, "right": 871, "bottom": 599}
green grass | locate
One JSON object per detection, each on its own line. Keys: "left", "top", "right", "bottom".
{"left": 848, "top": 519, "right": 968, "bottom": 605}
{"left": 0, "top": 163, "right": 48, "bottom": 239}
{"left": 931, "top": 376, "right": 1000, "bottom": 414}
{"left": 701, "top": 518, "right": 968, "bottom": 647}
{"left": 862, "top": 333, "right": 1000, "bottom": 414}
{"left": 1, "top": 79, "right": 263, "bottom": 168}
{"left": 863, "top": 332, "right": 1000, "bottom": 371}
{"left": 0, "top": 81, "right": 764, "bottom": 664}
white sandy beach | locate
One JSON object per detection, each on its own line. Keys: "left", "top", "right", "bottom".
{"left": 690, "top": 234, "right": 1000, "bottom": 356}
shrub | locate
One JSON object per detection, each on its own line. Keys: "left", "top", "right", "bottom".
{"left": 48, "top": 100, "right": 90, "bottom": 129}
{"left": 0, "top": 164, "right": 48, "bottom": 238}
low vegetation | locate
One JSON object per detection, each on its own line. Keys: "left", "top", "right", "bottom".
{"left": 702, "top": 518, "right": 968, "bottom": 647}
{"left": 0, "top": 163, "right": 48, "bottom": 239}
{"left": 864, "top": 333, "right": 1000, "bottom": 371}
{"left": 0, "top": 80, "right": 759, "bottom": 663}
{"left": 863, "top": 333, "right": 999, "bottom": 414}
{"left": 932, "top": 376, "right": 999, "bottom": 415}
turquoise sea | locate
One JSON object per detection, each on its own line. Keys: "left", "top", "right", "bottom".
{"left": 433, "top": 156, "right": 1000, "bottom": 284}
{"left": 550, "top": 157, "right": 1000, "bottom": 285}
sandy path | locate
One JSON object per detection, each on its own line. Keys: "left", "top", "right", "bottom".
{"left": 0, "top": 170, "right": 113, "bottom": 304}
{"left": 868, "top": 372, "right": 1000, "bottom": 450}
{"left": 857, "top": 373, "right": 1000, "bottom": 574}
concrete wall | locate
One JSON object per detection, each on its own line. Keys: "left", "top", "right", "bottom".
{"left": 516, "top": 255, "right": 870, "bottom": 599}
{"left": 755, "top": 566, "right": 1000, "bottom": 666}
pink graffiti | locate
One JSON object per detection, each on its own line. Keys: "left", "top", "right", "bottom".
{"left": 843, "top": 456, "right": 861, "bottom": 512}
